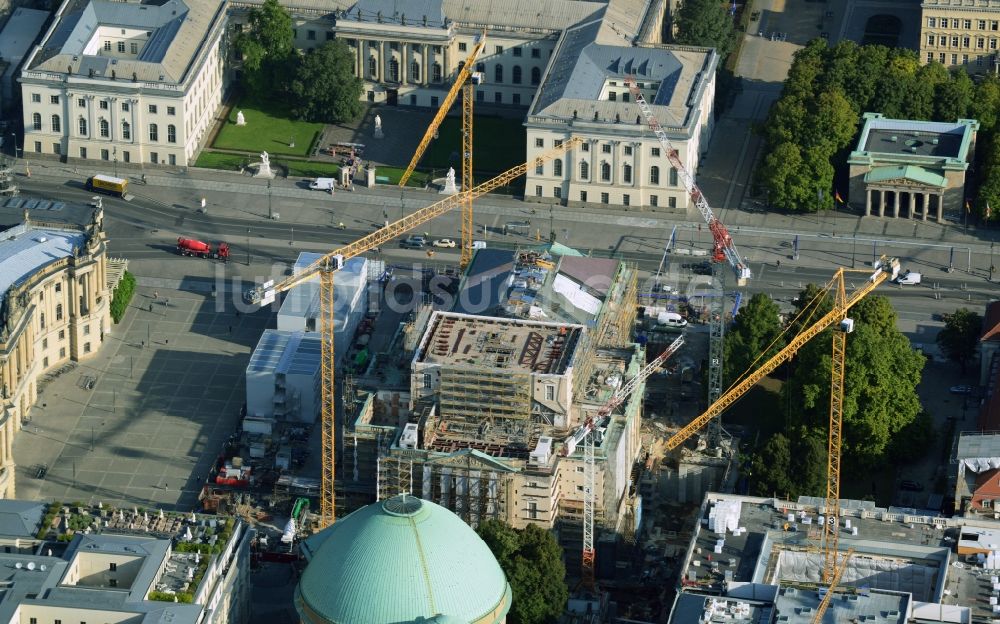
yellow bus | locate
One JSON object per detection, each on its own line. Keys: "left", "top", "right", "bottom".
{"left": 86, "top": 174, "right": 128, "bottom": 198}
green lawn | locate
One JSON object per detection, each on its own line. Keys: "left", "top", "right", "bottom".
{"left": 421, "top": 115, "right": 526, "bottom": 175}
{"left": 194, "top": 152, "right": 248, "bottom": 171}
{"left": 212, "top": 98, "right": 323, "bottom": 157}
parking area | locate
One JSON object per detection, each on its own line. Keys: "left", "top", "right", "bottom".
{"left": 13, "top": 286, "right": 274, "bottom": 509}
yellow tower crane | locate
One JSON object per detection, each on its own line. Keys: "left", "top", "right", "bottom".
{"left": 812, "top": 549, "right": 855, "bottom": 623}
{"left": 661, "top": 257, "right": 899, "bottom": 454}
{"left": 398, "top": 32, "right": 486, "bottom": 268}
{"left": 247, "top": 138, "right": 581, "bottom": 528}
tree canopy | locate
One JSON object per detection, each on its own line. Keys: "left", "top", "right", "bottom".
{"left": 723, "top": 293, "right": 785, "bottom": 387}
{"left": 290, "top": 41, "right": 364, "bottom": 123}
{"left": 754, "top": 39, "right": 995, "bottom": 214}
{"left": 477, "top": 520, "right": 568, "bottom": 624}
{"left": 236, "top": 0, "right": 294, "bottom": 97}
{"left": 673, "top": 0, "right": 736, "bottom": 57}
{"left": 781, "top": 292, "right": 924, "bottom": 468}
{"left": 937, "top": 308, "right": 984, "bottom": 372}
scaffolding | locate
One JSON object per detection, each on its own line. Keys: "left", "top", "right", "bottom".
{"left": 596, "top": 263, "right": 639, "bottom": 348}
{"left": 378, "top": 452, "right": 511, "bottom": 527}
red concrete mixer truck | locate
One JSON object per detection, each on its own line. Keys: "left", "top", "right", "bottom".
{"left": 177, "top": 237, "right": 230, "bottom": 261}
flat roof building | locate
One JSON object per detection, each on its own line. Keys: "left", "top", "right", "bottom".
{"left": 847, "top": 113, "right": 979, "bottom": 222}
{"left": 0, "top": 499, "right": 252, "bottom": 624}
{"left": 666, "top": 492, "right": 1000, "bottom": 623}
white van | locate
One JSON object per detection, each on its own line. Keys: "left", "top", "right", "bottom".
{"left": 309, "top": 178, "right": 336, "bottom": 191}
{"left": 656, "top": 311, "right": 688, "bottom": 329}
{"left": 896, "top": 270, "right": 922, "bottom": 285}
{"left": 471, "top": 240, "right": 487, "bottom": 250}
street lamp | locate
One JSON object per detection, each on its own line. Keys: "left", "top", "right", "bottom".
{"left": 991, "top": 240, "right": 995, "bottom": 282}
{"left": 246, "top": 227, "right": 251, "bottom": 266}
{"left": 267, "top": 181, "right": 272, "bottom": 219}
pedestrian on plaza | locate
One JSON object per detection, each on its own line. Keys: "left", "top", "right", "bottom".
{"left": 153, "top": 291, "right": 158, "bottom": 299}
{"left": 776, "top": 260, "right": 780, "bottom": 268}
{"left": 229, "top": 325, "right": 232, "bottom": 333}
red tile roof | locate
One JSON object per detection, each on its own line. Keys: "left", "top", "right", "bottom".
{"left": 982, "top": 301, "right": 1000, "bottom": 343}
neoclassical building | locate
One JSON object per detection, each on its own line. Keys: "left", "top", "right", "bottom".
{"left": 920, "top": 0, "right": 1000, "bottom": 75}
{"left": 847, "top": 113, "right": 978, "bottom": 221}
{"left": 19, "top": 0, "right": 228, "bottom": 167}
{"left": 0, "top": 202, "right": 110, "bottom": 498}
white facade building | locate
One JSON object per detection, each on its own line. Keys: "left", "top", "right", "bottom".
{"left": 19, "top": 0, "right": 228, "bottom": 167}
{"left": 524, "top": 19, "right": 717, "bottom": 211}
{"left": 246, "top": 329, "right": 321, "bottom": 423}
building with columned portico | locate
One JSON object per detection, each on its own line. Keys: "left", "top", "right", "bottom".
{"left": 847, "top": 113, "right": 978, "bottom": 222}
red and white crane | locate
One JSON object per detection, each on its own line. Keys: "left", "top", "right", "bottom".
{"left": 625, "top": 77, "right": 751, "bottom": 283}
{"left": 562, "top": 334, "right": 684, "bottom": 590}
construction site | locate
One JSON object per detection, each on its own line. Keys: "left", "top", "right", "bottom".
{"left": 193, "top": 37, "right": 969, "bottom": 624}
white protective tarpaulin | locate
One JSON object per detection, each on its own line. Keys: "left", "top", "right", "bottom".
{"left": 553, "top": 273, "right": 601, "bottom": 315}
{"left": 963, "top": 457, "right": 1000, "bottom": 473}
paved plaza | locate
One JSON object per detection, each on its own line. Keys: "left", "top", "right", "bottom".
{"left": 12, "top": 284, "right": 274, "bottom": 510}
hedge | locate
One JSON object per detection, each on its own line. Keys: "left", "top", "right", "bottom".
{"left": 110, "top": 271, "right": 136, "bottom": 323}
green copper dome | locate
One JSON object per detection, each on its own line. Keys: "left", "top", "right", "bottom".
{"left": 294, "top": 495, "right": 512, "bottom": 624}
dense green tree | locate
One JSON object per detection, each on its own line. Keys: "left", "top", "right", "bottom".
{"left": 749, "top": 433, "right": 794, "bottom": 497}
{"left": 477, "top": 521, "right": 568, "bottom": 624}
{"left": 756, "top": 142, "right": 811, "bottom": 211}
{"left": 783, "top": 294, "right": 924, "bottom": 469}
{"left": 783, "top": 40, "right": 828, "bottom": 101}
{"left": 937, "top": 308, "right": 984, "bottom": 373}
{"left": 673, "top": 0, "right": 735, "bottom": 57}
{"left": 724, "top": 293, "right": 786, "bottom": 386}
{"left": 806, "top": 89, "right": 858, "bottom": 151}
{"left": 289, "top": 41, "right": 364, "bottom": 123}
{"left": 840, "top": 44, "right": 890, "bottom": 112}
{"left": 763, "top": 96, "right": 809, "bottom": 146}
{"left": 971, "top": 74, "right": 1000, "bottom": 133}
{"left": 935, "top": 69, "right": 975, "bottom": 121}
{"left": 236, "top": 0, "right": 294, "bottom": 97}
{"left": 749, "top": 427, "right": 826, "bottom": 498}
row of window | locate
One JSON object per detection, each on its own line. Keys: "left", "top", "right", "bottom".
{"left": 31, "top": 140, "right": 176, "bottom": 165}
{"left": 534, "top": 185, "right": 677, "bottom": 207}
{"left": 536, "top": 160, "right": 678, "bottom": 185}
{"left": 925, "top": 33, "right": 1000, "bottom": 50}
{"left": 926, "top": 51, "right": 995, "bottom": 67}
{"left": 370, "top": 57, "right": 543, "bottom": 86}
{"left": 103, "top": 39, "right": 141, "bottom": 54}
{"left": 927, "top": 16, "right": 1000, "bottom": 31}
{"left": 30, "top": 114, "right": 176, "bottom": 142}
{"left": 535, "top": 138, "right": 673, "bottom": 160}
{"left": 29, "top": 94, "right": 176, "bottom": 116}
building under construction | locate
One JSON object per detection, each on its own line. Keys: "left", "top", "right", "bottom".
{"left": 342, "top": 245, "right": 647, "bottom": 575}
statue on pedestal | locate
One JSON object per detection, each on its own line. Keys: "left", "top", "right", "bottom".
{"left": 440, "top": 166, "right": 459, "bottom": 195}
{"left": 236, "top": 111, "right": 246, "bottom": 126}
{"left": 374, "top": 114, "right": 384, "bottom": 139}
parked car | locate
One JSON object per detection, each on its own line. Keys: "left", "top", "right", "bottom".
{"left": 683, "top": 261, "right": 713, "bottom": 275}
{"left": 950, "top": 385, "right": 974, "bottom": 395}
{"left": 471, "top": 240, "right": 487, "bottom": 250}
{"left": 433, "top": 238, "right": 457, "bottom": 248}
{"left": 900, "top": 480, "right": 924, "bottom": 492}
{"left": 896, "top": 270, "right": 922, "bottom": 285}
{"left": 400, "top": 235, "right": 427, "bottom": 249}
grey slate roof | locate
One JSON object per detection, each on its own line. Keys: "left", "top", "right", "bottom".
{"left": 530, "top": 17, "right": 714, "bottom": 130}
{"left": 0, "top": 223, "right": 85, "bottom": 308}
{"left": 0, "top": 500, "right": 45, "bottom": 538}
{"left": 441, "top": 0, "right": 603, "bottom": 31}
{"left": 346, "top": 0, "right": 446, "bottom": 26}
{"left": 29, "top": 0, "right": 225, "bottom": 84}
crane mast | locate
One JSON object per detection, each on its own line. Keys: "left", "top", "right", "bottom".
{"left": 247, "top": 138, "right": 582, "bottom": 527}
{"left": 567, "top": 335, "right": 684, "bottom": 590}
{"left": 624, "top": 77, "right": 751, "bottom": 284}
{"left": 660, "top": 257, "right": 899, "bottom": 453}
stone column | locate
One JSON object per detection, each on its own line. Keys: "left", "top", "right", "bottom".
{"left": 401, "top": 43, "right": 408, "bottom": 85}
{"left": 357, "top": 40, "right": 364, "bottom": 78}
{"left": 588, "top": 140, "right": 596, "bottom": 184}
{"left": 379, "top": 41, "right": 386, "bottom": 82}
{"left": 937, "top": 194, "right": 945, "bottom": 223}
{"left": 611, "top": 141, "right": 619, "bottom": 185}
{"left": 865, "top": 187, "right": 871, "bottom": 216}
{"left": 909, "top": 191, "right": 916, "bottom": 219}
{"left": 420, "top": 43, "right": 434, "bottom": 87}
{"left": 443, "top": 45, "right": 450, "bottom": 80}
{"left": 921, "top": 193, "right": 929, "bottom": 220}
{"left": 87, "top": 271, "right": 96, "bottom": 312}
